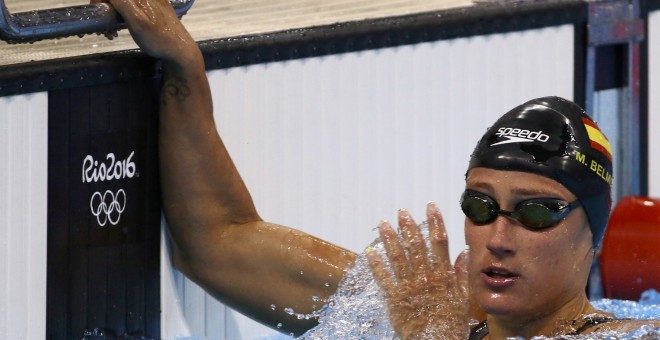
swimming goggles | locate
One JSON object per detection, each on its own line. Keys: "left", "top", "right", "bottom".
{"left": 460, "top": 189, "right": 581, "bottom": 229}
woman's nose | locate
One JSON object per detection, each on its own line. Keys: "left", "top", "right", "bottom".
{"left": 485, "top": 215, "right": 517, "bottom": 257}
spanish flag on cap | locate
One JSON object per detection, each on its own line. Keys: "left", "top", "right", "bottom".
{"left": 582, "top": 117, "right": 612, "bottom": 161}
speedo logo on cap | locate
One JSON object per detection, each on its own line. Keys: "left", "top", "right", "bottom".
{"left": 491, "top": 127, "right": 549, "bottom": 146}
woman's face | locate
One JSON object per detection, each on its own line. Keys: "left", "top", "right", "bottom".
{"left": 465, "top": 168, "right": 594, "bottom": 322}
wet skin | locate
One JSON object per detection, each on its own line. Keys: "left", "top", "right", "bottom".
{"left": 107, "top": 1, "right": 660, "bottom": 338}
{"left": 465, "top": 167, "right": 598, "bottom": 338}
{"left": 106, "top": 0, "right": 356, "bottom": 335}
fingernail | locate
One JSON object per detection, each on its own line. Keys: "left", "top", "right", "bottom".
{"left": 378, "top": 220, "right": 392, "bottom": 233}
{"left": 427, "top": 201, "right": 439, "bottom": 214}
{"left": 456, "top": 249, "right": 470, "bottom": 266}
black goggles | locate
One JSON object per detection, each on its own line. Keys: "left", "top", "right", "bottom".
{"left": 460, "top": 189, "right": 581, "bottom": 230}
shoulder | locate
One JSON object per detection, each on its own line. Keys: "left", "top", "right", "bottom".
{"left": 583, "top": 319, "right": 660, "bottom": 334}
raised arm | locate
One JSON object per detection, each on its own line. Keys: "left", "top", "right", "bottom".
{"left": 107, "top": 0, "right": 356, "bottom": 335}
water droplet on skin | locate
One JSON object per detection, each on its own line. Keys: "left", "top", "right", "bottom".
{"left": 324, "top": 282, "right": 330, "bottom": 287}
{"left": 276, "top": 323, "right": 282, "bottom": 329}
{"left": 300, "top": 270, "right": 304, "bottom": 275}
{"left": 270, "top": 304, "right": 276, "bottom": 310}
{"left": 284, "top": 308, "right": 294, "bottom": 315}
{"left": 312, "top": 296, "right": 320, "bottom": 302}
{"left": 297, "top": 220, "right": 660, "bottom": 339}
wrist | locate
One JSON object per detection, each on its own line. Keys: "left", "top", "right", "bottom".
{"left": 162, "top": 44, "right": 205, "bottom": 79}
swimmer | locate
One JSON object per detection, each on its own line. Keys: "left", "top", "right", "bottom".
{"left": 107, "top": 0, "right": 660, "bottom": 338}
{"left": 368, "top": 97, "right": 659, "bottom": 338}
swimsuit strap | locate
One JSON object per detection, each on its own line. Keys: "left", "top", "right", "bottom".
{"left": 467, "top": 316, "right": 618, "bottom": 339}
{"left": 468, "top": 321, "right": 489, "bottom": 340}
{"left": 565, "top": 316, "right": 617, "bottom": 335}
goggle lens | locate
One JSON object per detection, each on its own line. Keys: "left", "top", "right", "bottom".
{"left": 461, "top": 194, "right": 496, "bottom": 224}
{"left": 460, "top": 190, "right": 580, "bottom": 230}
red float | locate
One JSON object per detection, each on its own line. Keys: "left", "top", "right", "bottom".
{"left": 600, "top": 196, "right": 660, "bottom": 301}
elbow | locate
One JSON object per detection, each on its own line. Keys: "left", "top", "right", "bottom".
{"left": 169, "top": 239, "right": 198, "bottom": 280}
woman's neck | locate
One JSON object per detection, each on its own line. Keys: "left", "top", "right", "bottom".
{"left": 486, "top": 294, "right": 599, "bottom": 339}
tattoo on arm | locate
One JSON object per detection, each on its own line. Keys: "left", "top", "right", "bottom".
{"left": 161, "top": 77, "right": 192, "bottom": 107}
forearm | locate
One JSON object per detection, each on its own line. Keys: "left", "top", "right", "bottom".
{"left": 158, "top": 47, "right": 262, "bottom": 263}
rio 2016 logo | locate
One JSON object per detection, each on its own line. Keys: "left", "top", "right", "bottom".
{"left": 82, "top": 152, "right": 136, "bottom": 183}
{"left": 82, "top": 152, "right": 136, "bottom": 227}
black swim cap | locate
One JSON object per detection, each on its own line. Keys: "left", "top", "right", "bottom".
{"left": 467, "top": 96, "right": 613, "bottom": 247}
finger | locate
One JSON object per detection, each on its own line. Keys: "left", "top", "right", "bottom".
{"left": 427, "top": 202, "right": 451, "bottom": 271}
{"left": 107, "top": 0, "right": 144, "bottom": 25}
{"left": 367, "top": 250, "right": 395, "bottom": 297}
{"left": 108, "top": 0, "right": 172, "bottom": 29}
{"left": 144, "top": 0, "right": 180, "bottom": 18}
{"left": 130, "top": 0, "right": 167, "bottom": 24}
{"left": 379, "top": 221, "right": 412, "bottom": 282}
{"left": 454, "top": 249, "right": 470, "bottom": 299}
{"left": 398, "top": 209, "right": 429, "bottom": 276}
{"left": 454, "top": 249, "right": 486, "bottom": 322}
{"left": 136, "top": 0, "right": 169, "bottom": 15}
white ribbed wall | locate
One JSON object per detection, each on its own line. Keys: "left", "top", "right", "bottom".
{"left": 0, "top": 93, "right": 48, "bottom": 339}
{"left": 650, "top": 10, "right": 660, "bottom": 197}
{"left": 162, "top": 24, "right": 575, "bottom": 339}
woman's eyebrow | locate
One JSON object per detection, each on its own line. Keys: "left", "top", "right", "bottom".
{"left": 466, "top": 177, "right": 571, "bottom": 199}
{"left": 509, "top": 186, "right": 564, "bottom": 198}
{"left": 464, "top": 180, "right": 494, "bottom": 192}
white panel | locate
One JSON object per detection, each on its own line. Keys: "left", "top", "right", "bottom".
{"left": 650, "top": 10, "right": 660, "bottom": 197}
{"left": 163, "top": 24, "right": 574, "bottom": 339}
{"left": 161, "top": 222, "right": 193, "bottom": 340}
{"left": 162, "top": 220, "right": 230, "bottom": 340}
{"left": 593, "top": 89, "right": 624, "bottom": 201}
{"left": 0, "top": 93, "right": 48, "bottom": 339}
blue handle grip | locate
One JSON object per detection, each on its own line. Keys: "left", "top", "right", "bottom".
{"left": 0, "top": 0, "right": 195, "bottom": 43}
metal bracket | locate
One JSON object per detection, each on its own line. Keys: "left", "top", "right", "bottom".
{"left": 0, "top": 0, "right": 195, "bottom": 44}
{"left": 588, "top": 0, "right": 645, "bottom": 45}
{"left": 585, "top": 0, "right": 644, "bottom": 199}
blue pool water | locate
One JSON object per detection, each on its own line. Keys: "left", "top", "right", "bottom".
{"left": 593, "top": 289, "right": 660, "bottom": 320}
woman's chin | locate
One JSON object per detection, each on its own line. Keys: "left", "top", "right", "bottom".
{"left": 477, "top": 294, "right": 529, "bottom": 320}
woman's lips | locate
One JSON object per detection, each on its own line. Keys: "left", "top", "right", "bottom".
{"left": 481, "top": 267, "right": 519, "bottom": 289}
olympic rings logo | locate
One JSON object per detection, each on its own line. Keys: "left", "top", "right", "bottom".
{"left": 89, "top": 189, "right": 127, "bottom": 227}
